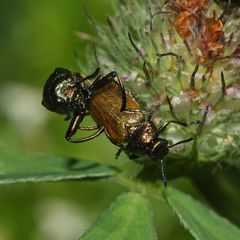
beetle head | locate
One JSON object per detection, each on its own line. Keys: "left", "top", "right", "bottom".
{"left": 42, "top": 68, "right": 88, "bottom": 120}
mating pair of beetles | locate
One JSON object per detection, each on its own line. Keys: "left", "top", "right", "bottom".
{"left": 42, "top": 68, "right": 202, "bottom": 187}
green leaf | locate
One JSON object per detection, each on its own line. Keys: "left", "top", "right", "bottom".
{"left": 0, "top": 148, "right": 118, "bottom": 184}
{"left": 165, "top": 187, "right": 240, "bottom": 240}
{"left": 79, "top": 192, "right": 157, "bottom": 240}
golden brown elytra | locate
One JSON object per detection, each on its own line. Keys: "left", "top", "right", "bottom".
{"left": 89, "top": 81, "right": 146, "bottom": 145}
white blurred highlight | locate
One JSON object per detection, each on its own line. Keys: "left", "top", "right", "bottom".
{"left": 0, "top": 83, "right": 48, "bottom": 134}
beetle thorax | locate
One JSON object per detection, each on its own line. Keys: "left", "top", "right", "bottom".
{"left": 125, "top": 121, "right": 158, "bottom": 157}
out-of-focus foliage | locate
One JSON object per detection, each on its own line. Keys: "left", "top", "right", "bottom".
{"left": 0, "top": 148, "right": 117, "bottom": 184}
{"left": 165, "top": 188, "right": 240, "bottom": 240}
{"left": 80, "top": 192, "right": 157, "bottom": 240}
{"left": 0, "top": 1, "right": 123, "bottom": 240}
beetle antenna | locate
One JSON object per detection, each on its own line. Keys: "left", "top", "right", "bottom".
{"left": 160, "top": 158, "right": 168, "bottom": 187}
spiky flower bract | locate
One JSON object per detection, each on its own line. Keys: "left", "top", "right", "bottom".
{"left": 76, "top": 0, "right": 240, "bottom": 188}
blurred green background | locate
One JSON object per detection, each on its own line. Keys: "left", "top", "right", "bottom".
{"left": 0, "top": 1, "right": 194, "bottom": 239}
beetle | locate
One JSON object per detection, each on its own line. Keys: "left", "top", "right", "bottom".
{"left": 42, "top": 68, "right": 199, "bottom": 187}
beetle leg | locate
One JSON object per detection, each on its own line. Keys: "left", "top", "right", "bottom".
{"left": 79, "top": 125, "right": 99, "bottom": 131}
{"left": 158, "top": 105, "right": 208, "bottom": 135}
{"left": 91, "top": 71, "right": 127, "bottom": 112}
{"left": 128, "top": 154, "right": 140, "bottom": 160}
{"left": 91, "top": 72, "right": 113, "bottom": 89}
{"left": 123, "top": 108, "right": 146, "bottom": 114}
{"left": 158, "top": 120, "right": 187, "bottom": 134}
{"left": 82, "top": 67, "right": 101, "bottom": 81}
{"left": 115, "top": 148, "right": 123, "bottom": 159}
{"left": 66, "top": 127, "right": 104, "bottom": 143}
{"left": 168, "top": 138, "right": 194, "bottom": 148}
{"left": 145, "top": 104, "right": 162, "bottom": 121}
{"left": 65, "top": 114, "right": 85, "bottom": 140}
{"left": 116, "top": 147, "right": 140, "bottom": 160}
{"left": 109, "top": 72, "right": 126, "bottom": 112}
{"left": 104, "top": 131, "right": 122, "bottom": 146}
{"left": 65, "top": 114, "right": 104, "bottom": 143}
{"left": 157, "top": 120, "right": 201, "bottom": 134}
{"left": 91, "top": 74, "right": 103, "bottom": 83}
{"left": 89, "top": 74, "right": 104, "bottom": 89}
